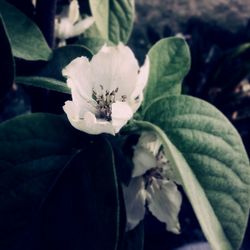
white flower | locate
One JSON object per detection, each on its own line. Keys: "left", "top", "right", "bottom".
{"left": 123, "top": 132, "right": 182, "bottom": 233}
{"left": 63, "top": 43, "right": 150, "bottom": 135}
{"left": 55, "top": 0, "right": 94, "bottom": 46}
{"left": 32, "top": 0, "right": 36, "bottom": 7}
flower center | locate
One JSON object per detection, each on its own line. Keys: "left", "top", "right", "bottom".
{"left": 92, "top": 85, "right": 127, "bottom": 121}
{"left": 143, "top": 150, "right": 170, "bottom": 187}
{"left": 144, "top": 166, "right": 164, "bottom": 187}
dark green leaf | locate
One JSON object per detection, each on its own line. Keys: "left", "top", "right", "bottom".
{"left": 0, "top": 113, "right": 82, "bottom": 249}
{"left": 121, "top": 222, "right": 144, "bottom": 250}
{"left": 28, "top": 138, "right": 120, "bottom": 250}
{"left": 108, "top": 135, "right": 134, "bottom": 185}
{"left": 0, "top": 113, "right": 123, "bottom": 250}
{"left": 142, "top": 95, "right": 250, "bottom": 250}
{"left": 16, "top": 76, "right": 71, "bottom": 94}
{"left": 39, "top": 45, "right": 92, "bottom": 81}
{"left": 143, "top": 38, "right": 191, "bottom": 112}
{"left": 0, "top": 0, "right": 51, "bottom": 61}
{"left": 0, "top": 15, "right": 14, "bottom": 99}
{"left": 89, "top": 0, "right": 135, "bottom": 44}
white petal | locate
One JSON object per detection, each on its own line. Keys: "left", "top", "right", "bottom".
{"left": 63, "top": 100, "right": 78, "bottom": 119}
{"left": 91, "top": 43, "right": 139, "bottom": 97}
{"left": 138, "top": 132, "right": 161, "bottom": 157}
{"left": 122, "top": 177, "right": 147, "bottom": 231}
{"left": 111, "top": 101, "right": 133, "bottom": 133}
{"left": 62, "top": 56, "right": 93, "bottom": 104}
{"left": 132, "top": 147, "right": 157, "bottom": 177}
{"left": 70, "top": 16, "right": 94, "bottom": 37}
{"left": 68, "top": 0, "right": 80, "bottom": 24}
{"left": 130, "top": 56, "right": 150, "bottom": 112}
{"left": 64, "top": 100, "right": 95, "bottom": 129}
{"left": 32, "top": 0, "right": 36, "bottom": 7}
{"left": 63, "top": 102, "right": 115, "bottom": 135}
{"left": 55, "top": 18, "right": 74, "bottom": 39}
{"left": 147, "top": 178, "right": 182, "bottom": 234}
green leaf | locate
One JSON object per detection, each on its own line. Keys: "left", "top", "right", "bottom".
{"left": 0, "top": 15, "right": 14, "bottom": 99}
{"left": 0, "top": 113, "right": 81, "bottom": 249}
{"left": 143, "top": 38, "right": 191, "bottom": 111}
{"left": 140, "top": 95, "right": 250, "bottom": 250}
{"left": 121, "top": 222, "right": 144, "bottom": 250}
{"left": 82, "top": 22, "right": 103, "bottom": 39}
{"left": 77, "top": 36, "right": 106, "bottom": 54}
{"left": 39, "top": 45, "right": 92, "bottom": 81}
{"left": 0, "top": 0, "right": 51, "bottom": 61}
{"left": 32, "top": 138, "right": 121, "bottom": 250}
{"left": 0, "top": 113, "right": 122, "bottom": 250}
{"left": 89, "top": 0, "right": 135, "bottom": 44}
{"left": 16, "top": 76, "right": 71, "bottom": 94}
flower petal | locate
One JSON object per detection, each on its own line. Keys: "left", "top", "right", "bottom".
{"left": 138, "top": 132, "right": 161, "bottom": 157}
{"left": 68, "top": 0, "right": 80, "bottom": 24}
{"left": 55, "top": 18, "right": 74, "bottom": 40}
{"left": 63, "top": 100, "right": 78, "bottom": 119}
{"left": 132, "top": 146, "right": 157, "bottom": 177}
{"left": 63, "top": 101, "right": 115, "bottom": 135}
{"left": 130, "top": 56, "right": 150, "bottom": 112}
{"left": 62, "top": 56, "right": 93, "bottom": 104}
{"left": 111, "top": 101, "right": 133, "bottom": 133}
{"left": 122, "top": 177, "right": 147, "bottom": 231}
{"left": 70, "top": 16, "right": 94, "bottom": 37}
{"left": 147, "top": 178, "right": 182, "bottom": 234}
{"left": 91, "top": 43, "right": 139, "bottom": 97}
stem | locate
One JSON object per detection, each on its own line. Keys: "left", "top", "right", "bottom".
{"left": 32, "top": 0, "right": 58, "bottom": 112}
{"left": 35, "top": 0, "right": 57, "bottom": 48}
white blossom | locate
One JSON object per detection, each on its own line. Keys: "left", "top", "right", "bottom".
{"left": 63, "top": 43, "right": 150, "bottom": 135}
{"left": 55, "top": 0, "right": 94, "bottom": 46}
{"left": 123, "top": 132, "right": 182, "bottom": 233}
{"left": 32, "top": 0, "right": 36, "bottom": 7}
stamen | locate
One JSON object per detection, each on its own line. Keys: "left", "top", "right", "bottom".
{"left": 144, "top": 166, "right": 164, "bottom": 188}
{"left": 143, "top": 149, "right": 172, "bottom": 187}
{"left": 121, "top": 95, "right": 127, "bottom": 102}
{"left": 92, "top": 86, "right": 126, "bottom": 121}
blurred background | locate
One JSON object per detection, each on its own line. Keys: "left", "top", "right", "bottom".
{"left": 0, "top": 0, "right": 249, "bottom": 249}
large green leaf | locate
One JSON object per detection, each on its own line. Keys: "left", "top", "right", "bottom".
{"left": 0, "top": 15, "right": 14, "bottom": 99}
{"left": 143, "top": 38, "right": 191, "bottom": 111}
{"left": 140, "top": 95, "right": 250, "bottom": 250}
{"left": 0, "top": 113, "right": 122, "bottom": 250}
{"left": 0, "top": 0, "right": 51, "bottom": 61}
{"left": 0, "top": 113, "right": 79, "bottom": 249}
{"left": 16, "top": 76, "right": 71, "bottom": 94}
{"left": 39, "top": 45, "right": 92, "bottom": 81}
{"left": 89, "top": 0, "right": 135, "bottom": 44}
{"left": 30, "top": 138, "right": 121, "bottom": 250}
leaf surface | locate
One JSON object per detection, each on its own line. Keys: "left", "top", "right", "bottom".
{"left": 143, "top": 38, "right": 190, "bottom": 111}
{"left": 138, "top": 95, "right": 250, "bottom": 250}
{"left": 0, "top": 15, "right": 14, "bottom": 99}
{"left": 89, "top": 0, "right": 135, "bottom": 44}
{"left": 0, "top": 0, "right": 51, "bottom": 61}
{"left": 16, "top": 76, "right": 71, "bottom": 94}
{"left": 0, "top": 114, "right": 80, "bottom": 249}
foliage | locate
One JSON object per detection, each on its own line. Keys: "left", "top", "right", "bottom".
{"left": 0, "top": 1, "right": 249, "bottom": 250}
